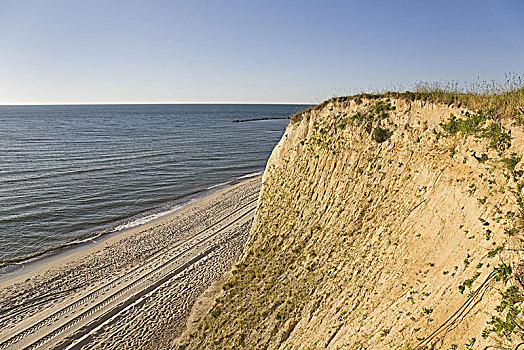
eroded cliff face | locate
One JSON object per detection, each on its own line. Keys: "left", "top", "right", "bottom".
{"left": 180, "top": 97, "right": 524, "bottom": 349}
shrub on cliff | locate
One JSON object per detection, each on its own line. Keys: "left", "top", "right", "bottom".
{"left": 372, "top": 126, "right": 391, "bottom": 143}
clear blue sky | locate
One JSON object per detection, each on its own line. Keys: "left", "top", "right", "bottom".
{"left": 0, "top": 0, "right": 522, "bottom": 104}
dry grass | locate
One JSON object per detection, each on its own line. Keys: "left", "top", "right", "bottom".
{"left": 293, "top": 73, "right": 524, "bottom": 123}
{"left": 411, "top": 73, "right": 524, "bottom": 117}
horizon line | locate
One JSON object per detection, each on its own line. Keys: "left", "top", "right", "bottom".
{"left": 0, "top": 101, "right": 312, "bottom": 106}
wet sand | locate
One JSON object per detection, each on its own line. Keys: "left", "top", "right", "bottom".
{"left": 0, "top": 176, "right": 261, "bottom": 349}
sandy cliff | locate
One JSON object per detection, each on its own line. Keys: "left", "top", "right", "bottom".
{"left": 180, "top": 95, "right": 524, "bottom": 349}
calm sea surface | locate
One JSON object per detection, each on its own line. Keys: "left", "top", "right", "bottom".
{"left": 0, "top": 104, "right": 304, "bottom": 266}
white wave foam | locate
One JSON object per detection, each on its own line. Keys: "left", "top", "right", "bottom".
{"left": 70, "top": 233, "right": 103, "bottom": 245}
{"left": 206, "top": 181, "right": 231, "bottom": 190}
{"left": 111, "top": 205, "right": 183, "bottom": 232}
{"left": 236, "top": 171, "right": 263, "bottom": 180}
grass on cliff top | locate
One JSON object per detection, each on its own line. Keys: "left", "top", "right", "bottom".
{"left": 297, "top": 73, "right": 524, "bottom": 120}
{"left": 410, "top": 73, "right": 524, "bottom": 117}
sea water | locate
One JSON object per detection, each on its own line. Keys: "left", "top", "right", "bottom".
{"left": 0, "top": 104, "right": 305, "bottom": 267}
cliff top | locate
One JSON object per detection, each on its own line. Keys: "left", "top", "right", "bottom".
{"left": 179, "top": 77, "right": 524, "bottom": 350}
{"left": 294, "top": 75, "right": 524, "bottom": 123}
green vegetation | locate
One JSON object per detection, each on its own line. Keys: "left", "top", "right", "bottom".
{"left": 350, "top": 99, "right": 395, "bottom": 125}
{"left": 441, "top": 109, "right": 492, "bottom": 135}
{"left": 458, "top": 272, "right": 481, "bottom": 294}
{"left": 350, "top": 100, "right": 394, "bottom": 143}
{"left": 502, "top": 153, "right": 522, "bottom": 173}
{"left": 488, "top": 244, "right": 506, "bottom": 259}
{"left": 483, "top": 285, "right": 523, "bottom": 343}
{"left": 372, "top": 126, "right": 391, "bottom": 143}
{"left": 440, "top": 109, "right": 512, "bottom": 152}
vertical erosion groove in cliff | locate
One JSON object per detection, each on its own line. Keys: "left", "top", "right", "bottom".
{"left": 180, "top": 97, "right": 524, "bottom": 349}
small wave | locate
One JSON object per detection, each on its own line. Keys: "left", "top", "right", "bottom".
{"left": 0, "top": 204, "right": 186, "bottom": 269}
{"left": 0, "top": 235, "right": 104, "bottom": 269}
{"left": 236, "top": 171, "right": 263, "bottom": 180}
{"left": 111, "top": 205, "right": 183, "bottom": 232}
{"left": 0, "top": 178, "right": 249, "bottom": 270}
{"left": 67, "top": 233, "right": 104, "bottom": 245}
{"left": 206, "top": 181, "right": 231, "bottom": 190}
{"left": 0, "top": 251, "right": 48, "bottom": 268}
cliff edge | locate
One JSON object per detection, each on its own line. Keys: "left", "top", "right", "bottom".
{"left": 180, "top": 95, "right": 524, "bottom": 349}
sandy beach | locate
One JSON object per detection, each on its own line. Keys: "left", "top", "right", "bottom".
{"left": 0, "top": 176, "right": 261, "bottom": 350}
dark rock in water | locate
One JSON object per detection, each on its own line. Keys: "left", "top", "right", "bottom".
{"left": 232, "top": 117, "right": 290, "bottom": 123}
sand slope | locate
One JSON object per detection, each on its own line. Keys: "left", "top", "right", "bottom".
{"left": 180, "top": 97, "right": 524, "bottom": 349}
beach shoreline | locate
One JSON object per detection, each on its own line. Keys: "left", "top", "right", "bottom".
{"left": 0, "top": 175, "right": 261, "bottom": 349}
{"left": 0, "top": 171, "right": 262, "bottom": 283}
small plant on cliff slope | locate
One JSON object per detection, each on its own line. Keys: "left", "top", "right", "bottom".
{"left": 440, "top": 109, "right": 512, "bottom": 152}
{"left": 441, "top": 110, "right": 490, "bottom": 135}
{"left": 371, "top": 99, "right": 396, "bottom": 117}
{"left": 481, "top": 255, "right": 524, "bottom": 349}
{"left": 351, "top": 100, "right": 394, "bottom": 142}
{"left": 372, "top": 126, "right": 391, "bottom": 143}
{"left": 350, "top": 100, "right": 395, "bottom": 125}
{"left": 483, "top": 122, "right": 512, "bottom": 151}
{"left": 483, "top": 285, "right": 524, "bottom": 344}
{"left": 502, "top": 153, "right": 522, "bottom": 174}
